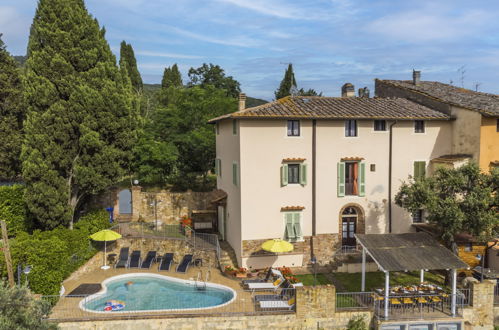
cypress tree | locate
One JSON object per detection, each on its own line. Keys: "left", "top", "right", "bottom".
{"left": 0, "top": 35, "right": 23, "bottom": 180}
{"left": 161, "top": 63, "right": 182, "bottom": 89}
{"left": 274, "top": 63, "right": 297, "bottom": 100}
{"left": 119, "top": 41, "right": 142, "bottom": 92}
{"left": 22, "top": 0, "right": 135, "bottom": 229}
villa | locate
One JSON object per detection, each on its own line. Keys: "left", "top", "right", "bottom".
{"left": 209, "top": 72, "right": 499, "bottom": 269}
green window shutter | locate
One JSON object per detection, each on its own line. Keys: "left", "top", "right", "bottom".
{"left": 281, "top": 164, "right": 288, "bottom": 186}
{"left": 232, "top": 163, "right": 238, "bottom": 186}
{"left": 337, "top": 162, "right": 345, "bottom": 197}
{"left": 359, "top": 162, "right": 366, "bottom": 197}
{"left": 300, "top": 164, "right": 307, "bottom": 185}
{"left": 293, "top": 213, "right": 302, "bottom": 238}
{"left": 414, "top": 161, "right": 426, "bottom": 180}
{"left": 285, "top": 213, "right": 295, "bottom": 240}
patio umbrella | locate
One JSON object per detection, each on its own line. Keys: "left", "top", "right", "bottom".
{"left": 261, "top": 239, "right": 294, "bottom": 253}
{"left": 89, "top": 229, "right": 122, "bottom": 270}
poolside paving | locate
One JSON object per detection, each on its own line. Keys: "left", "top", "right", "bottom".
{"left": 49, "top": 263, "right": 273, "bottom": 321}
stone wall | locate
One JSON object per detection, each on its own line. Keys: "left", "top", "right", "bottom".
{"left": 462, "top": 280, "right": 496, "bottom": 329}
{"left": 242, "top": 234, "right": 340, "bottom": 267}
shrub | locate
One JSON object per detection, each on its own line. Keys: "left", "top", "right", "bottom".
{"left": 0, "top": 283, "right": 57, "bottom": 329}
{"left": 346, "top": 315, "right": 368, "bottom": 330}
{"left": 0, "top": 209, "right": 110, "bottom": 295}
{"left": 0, "top": 184, "right": 30, "bottom": 236}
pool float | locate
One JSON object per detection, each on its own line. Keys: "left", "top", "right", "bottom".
{"left": 125, "top": 281, "right": 134, "bottom": 290}
{"left": 104, "top": 300, "right": 125, "bottom": 311}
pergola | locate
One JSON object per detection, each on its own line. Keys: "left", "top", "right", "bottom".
{"left": 355, "top": 233, "right": 469, "bottom": 319}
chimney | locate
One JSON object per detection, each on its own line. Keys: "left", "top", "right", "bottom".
{"left": 413, "top": 70, "right": 421, "bottom": 85}
{"left": 238, "top": 93, "right": 246, "bottom": 111}
{"left": 358, "top": 87, "right": 370, "bottom": 98}
{"left": 341, "top": 83, "right": 355, "bottom": 97}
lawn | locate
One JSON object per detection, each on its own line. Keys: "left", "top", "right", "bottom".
{"left": 294, "top": 273, "right": 332, "bottom": 286}
{"left": 332, "top": 271, "right": 445, "bottom": 292}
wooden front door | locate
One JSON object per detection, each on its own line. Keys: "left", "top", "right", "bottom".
{"left": 342, "top": 218, "right": 356, "bottom": 247}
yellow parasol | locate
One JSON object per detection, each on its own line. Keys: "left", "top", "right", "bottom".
{"left": 89, "top": 230, "right": 122, "bottom": 270}
{"left": 261, "top": 239, "right": 294, "bottom": 253}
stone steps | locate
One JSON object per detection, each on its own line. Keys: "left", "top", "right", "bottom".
{"left": 219, "top": 241, "right": 238, "bottom": 269}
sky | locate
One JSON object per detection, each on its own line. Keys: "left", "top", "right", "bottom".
{"left": 1, "top": 0, "right": 499, "bottom": 100}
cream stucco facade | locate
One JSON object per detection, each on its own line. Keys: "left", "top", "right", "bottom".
{"left": 215, "top": 117, "right": 453, "bottom": 268}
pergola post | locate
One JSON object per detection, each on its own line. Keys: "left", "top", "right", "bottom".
{"left": 361, "top": 247, "right": 366, "bottom": 292}
{"left": 420, "top": 269, "right": 424, "bottom": 283}
{"left": 384, "top": 271, "right": 389, "bottom": 319}
{"left": 451, "top": 269, "right": 457, "bottom": 316}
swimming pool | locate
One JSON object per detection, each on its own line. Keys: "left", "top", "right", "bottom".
{"left": 80, "top": 273, "right": 236, "bottom": 313}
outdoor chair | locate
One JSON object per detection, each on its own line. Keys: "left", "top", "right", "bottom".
{"left": 247, "top": 276, "right": 284, "bottom": 292}
{"left": 176, "top": 254, "right": 193, "bottom": 273}
{"left": 140, "top": 251, "right": 156, "bottom": 269}
{"left": 258, "top": 296, "right": 295, "bottom": 311}
{"left": 159, "top": 253, "right": 174, "bottom": 271}
{"left": 114, "top": 247, "right": 130, "bottom": 269}
{"left": 129, "top": 250, "right": 141, "bottom": 268}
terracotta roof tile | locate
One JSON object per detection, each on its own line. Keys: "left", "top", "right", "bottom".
{"left": 208, "top": 96, "right": 450, "bottom": 123}
{"left": 379, "top": 80, "right": 499, "bottom": 117}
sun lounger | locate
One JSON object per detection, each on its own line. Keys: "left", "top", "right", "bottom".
{"left": 129, "top": 250, "right": 141, "bottom": 268}
{"left": 159, "top": 253, "right": 174, "bottom": 271}
{"left": 247, "top": 277, "right": 284, "bottom": 291}
{"left": 243, "top": 268, "right": 273, "bottom": 285}
{"left": 140, "top": 251, "right": 156, "bottom": 269}
{"left": 114, "top": 247, "right": 129, "bottom": 268}
{"left": 176, "top": 254, "right": 193, "bottom": 273}
{"left": 254, "top": 281, "right": 292, "bottom": 302}
{"left": 259, "top": 296, "right": 295, "bottom": 310}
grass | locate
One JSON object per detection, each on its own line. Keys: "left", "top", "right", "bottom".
{"left": 332, "top": 271, "right": 445, "bottom": 292}
{"left": 294, "top": 273, "right": 332, "bottom": 286}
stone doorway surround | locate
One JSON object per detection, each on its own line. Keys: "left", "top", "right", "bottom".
{"left": 338, "top": 203, "right": 366, "bottom": 249}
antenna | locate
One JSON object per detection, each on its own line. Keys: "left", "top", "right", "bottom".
{"left": 457, "top": 65, "right": 466, "bottom": 88}
{"left": 474, "top": 82, "right": 481, "bottom": 92}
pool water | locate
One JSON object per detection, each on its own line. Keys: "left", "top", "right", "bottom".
{"left": 82, "top": 274, "right": 235, "bottom": 312}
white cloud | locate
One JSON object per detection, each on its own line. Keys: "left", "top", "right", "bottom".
{"left": 170, "top": 26, "right": 261, "bottom": 48}
{"left": 136, "top": 50, "right": 203, "bottom": 59}
{"left": 216, "top": 0, "right": 330, "bottom": 20}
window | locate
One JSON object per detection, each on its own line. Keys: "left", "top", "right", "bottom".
{"left": 281, "top": 163, "right": 307, "bottom": 186}
{"left": 412, "top": 209, "right": 423, "bottom": 223}
{"left": 232, "top": 120, "right": 237, "bottom": 135}
{"left": 342, "top": 207, "right": 358, "bottom": 247}
{"left": 338, "top": 161, "right": 365, "bottom": 197}
{"left": 345, "top": 120, "right": 357, "bottom": 137}
{"left": 374, "top": 120, "right": 386, "bottom": 131}
{"left": 285, "top": 212, "right": 303, "bottom": 241}
{"left": 370, "top": 164, "right": 376, "bottom": 172}
{"left": 287, "top": 120, "right": 300, "bottom": 136}
{"left": 413, "top": 161, "right": 426, "bottom": 180}
{"left": 215, "top": 158, "right": 221, "bottom": 177}
{"left": 232, "top": 162, "right": 238, "bottom": 186}
{"left": 464, "top": 243, "right": 473, "bottom": 252}
{"left": 414, "top": 120, "right": 425, "bottom": 133}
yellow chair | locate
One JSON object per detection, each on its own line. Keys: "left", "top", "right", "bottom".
{"left": 389, "top": 298, "right": 402, "bottom": 309}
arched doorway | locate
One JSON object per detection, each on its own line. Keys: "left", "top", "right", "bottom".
{"left": 118, "top": 189, "right": 132, "bottom": 214}
{"left": 341, "top": 207, "right": 358, "bottom": 248}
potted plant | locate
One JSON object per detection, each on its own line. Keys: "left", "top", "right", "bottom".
{"left": 235, "top": 267, "right": 248, "bottom": 278}
{"left": 224, "top": 265, "right": 236, "bottom": 276}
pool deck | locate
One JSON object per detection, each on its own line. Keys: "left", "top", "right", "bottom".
{"left": 50, "top": 264, "right": 268, "bottom": 321}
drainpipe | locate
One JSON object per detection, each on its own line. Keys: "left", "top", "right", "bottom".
{"left": 311, "top": 119, "right": 317, "bottom": 259}
{"left": 388, "top": 121, "right": 397, "bottom": 233}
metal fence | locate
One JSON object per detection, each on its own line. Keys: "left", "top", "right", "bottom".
{"left": 336, "top": 292, "right": 373, "bottom": 310}
{"left": 41, "top": 288, "right": 295, "bottom": 322}
{"left": 110, "top": 222, "right": 221, "bottom": 266}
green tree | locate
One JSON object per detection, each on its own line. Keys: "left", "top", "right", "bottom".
{"left": 119, "top": 41, "right": 142, "bottom": 92}
{"left": 395, "top": 163, "right": 499, "bottom": 246}
{"left": 0, "top": 35, "right": 23, "bottom": 180}
{"left": 188, "top": 63, "right": 240, "bottom": 98}
{"left": 298, "top": 88, "right": 322, "bottom": 96}
{"left": 346, "top": 315, "right": 368, "bottom": 330}
{"left": 274, "top": 63, "right": 297, "bottom": 100}
{"left": 0, "top": 283, "right": 56, "bottom": 329}
{"left": 22, "top": 0, "right": 135, "bottom": 229}
{"left": 0, "top": 185, "right": 30, "bottom": 236}
{"left": 161, "top": 63, "right": 182, "bottom": 89}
